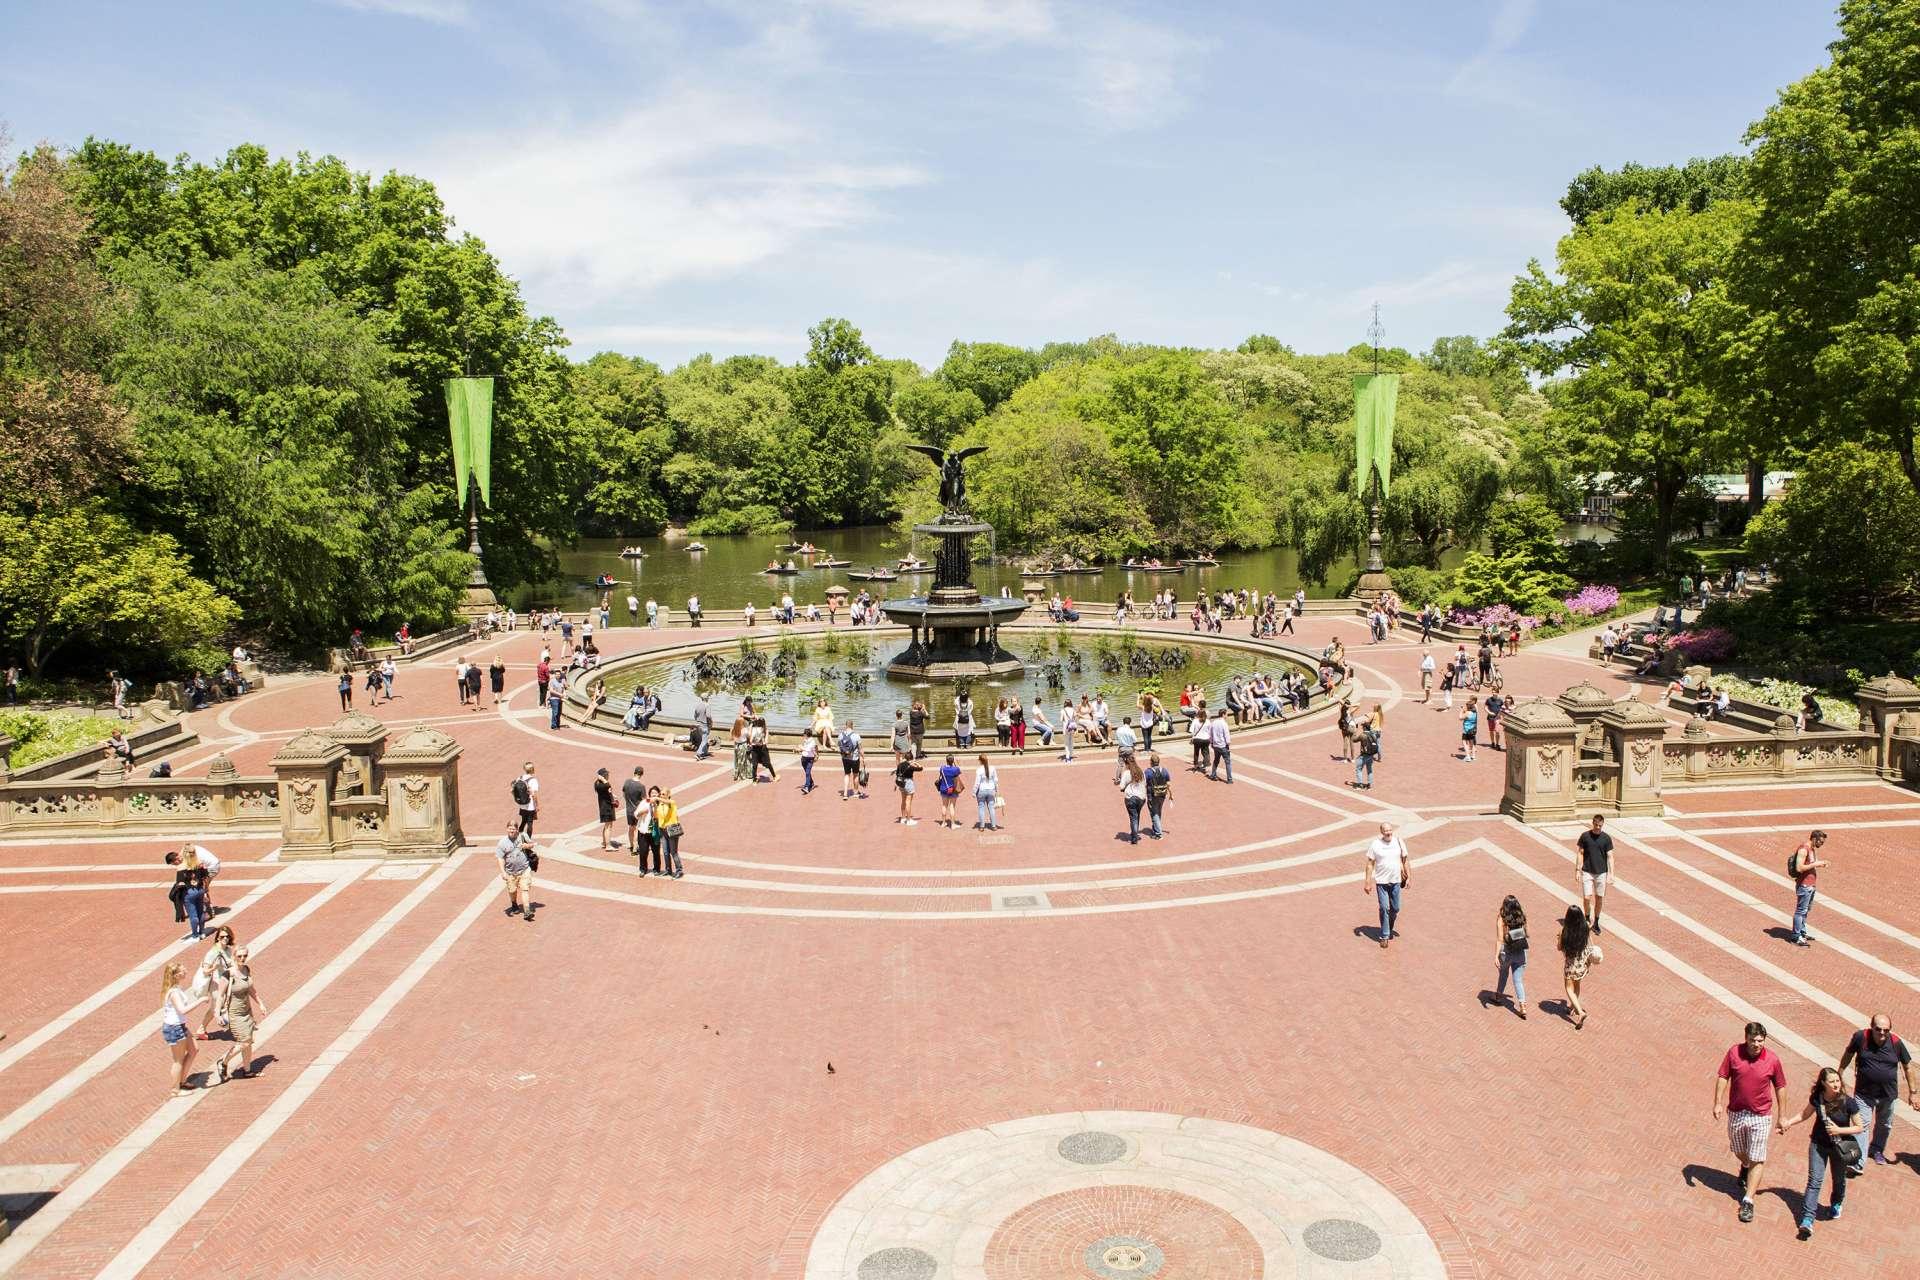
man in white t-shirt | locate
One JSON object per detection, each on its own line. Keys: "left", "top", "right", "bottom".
{"left": 1361, "top": 822, "right": 1411, "bottom": 948}
{"left": 1419, "top": 652, "right": 1436, "bottom": 703}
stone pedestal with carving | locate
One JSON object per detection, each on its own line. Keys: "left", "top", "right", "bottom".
{"left": 327, "top": 711, "right": 388, "bottom": 796}
{"left": 379, "top": 724, "right": 465, "bottom": 858}
{"left": 1600, "top": 699, "right": 1667, "bottom": 815}
{"left": 1498, "top": 698, "right": 1580, "bottom": 823}
{"left": 271, "top": 731, "right": 349, "bottom": 859}
{"left": 1556, "top": 681, "right": 1616, "bottom": 760}
{"left": 1855, "top": 675, "right": 1920, "bottom": 780}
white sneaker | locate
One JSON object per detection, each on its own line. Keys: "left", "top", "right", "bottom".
{"left": 904, "top": 819, "right": 918, "bottom": 826}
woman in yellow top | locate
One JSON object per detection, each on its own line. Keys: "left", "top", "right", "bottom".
{"left": 652, "top": 789, "right": 683, "bottom": 878}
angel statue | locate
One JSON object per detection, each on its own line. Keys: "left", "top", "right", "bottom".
{"left": 906, "top": 443, "right": 988, "bottom": 516}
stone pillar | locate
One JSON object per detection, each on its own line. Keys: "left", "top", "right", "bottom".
{"left": 1555, "top": 681, "right": 1616, "bottom": 760}
{"left": 1498, "top": 698, "right": 1580, "bottom": 823}
{"left": 1890, "top": 711, "right": 1920, "bottom": 784}
{"left": 326, "top": 711, "right": 390, "bottom": 795}
{"left": 1854, "top": 675, "right": 1920, "bottom": 779}
{"left": 379, "top": 724, "right": 464, "bottom": 858}
{"left": 1600, "top": 700, "right": 1667, "bottom": 815}
{"left": 0, "top": 732, "right": 12, "bottom": 778}
{"left": 271, "top": 731, "right": 349, "bottom": 859}
{"left": 207, "top": 752, "right": 239, "bottom": 826}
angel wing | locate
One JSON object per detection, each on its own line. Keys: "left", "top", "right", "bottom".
{"left": 905, "top": 444, "right": 946, "bottom": 466}
{"left": 951, "top": 445, "right": 988, "bottom": 462}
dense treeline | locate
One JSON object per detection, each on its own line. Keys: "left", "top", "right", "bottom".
{"left": 3, "top": 0, "right": 1916, "bottom": 681}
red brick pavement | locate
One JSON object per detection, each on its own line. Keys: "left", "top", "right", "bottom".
{"left": 1, "top": 617, "right": 1917, "bottom": 1277}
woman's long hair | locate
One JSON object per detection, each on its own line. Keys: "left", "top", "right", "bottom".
{"left": 1558, "top": 906, "right": 1590, "bottom": 960}
{"left": 1500, "top": 895, "right": 1526, "bottom": 932}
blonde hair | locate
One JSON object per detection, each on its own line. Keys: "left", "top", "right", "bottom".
{"left": 161, "top": 961, "right": 186, "bottom": 998}
{"left": 181, "top": 848, "right": 200, "bottom": 870}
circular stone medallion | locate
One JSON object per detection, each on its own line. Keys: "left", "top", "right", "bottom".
{"left": 1056, "top": 1130, "right": 1128, "bottom": 1165}
{"left": 1303, "top": 1218, "right": 1384, "bottom": 1262}
{"left": 1086, "top": 1234, "right": 1164, "bottom": 1277}
{"left": 857, "top": 1246, "right": 939, "bottom": 1280}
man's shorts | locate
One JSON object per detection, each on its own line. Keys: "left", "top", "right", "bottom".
{"left": 1580, "top": 871, "right": 1610, "bottom": 897}
{"left": 502, "top": 870, "right": 532, "bottom": 893}
{"left": 1727, "top": 1108, "right": 1771, "bottom": 1163}
{"left": 841, "top": 755, "right": 860, "bottom": 775}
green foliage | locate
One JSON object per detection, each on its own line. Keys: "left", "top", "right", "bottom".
{"left": 575, "top": 352, "right": 671, "bottom": 535}
{"left": 684, "top": 505, "right": 789, "bottom": 538}
{"left": 0, "top": 504, "right": 239, "bottom": 675}
{"left": 1235, "top": 334, "right": 1293, "bottom": 357}
{"left": 1385, "top": 565, "right": 1454, "bottom": 606}
{"left": 1503, "top": 199, "right": 1752, "bottom": 562}
{"left": 936, "top": 341, "right": 1039, "bottom": 412}
{"left": 1486, "top": 494, "right": 1567, "bottom": 569}
{"left": 1444, "top": 551, "right": 1574, "bottom": 615}
{"left": 1699, "top": 592, "right": 1920, "bottom": 687}
{"left": 1561, "top": 155, "right": 1748, "bottom": 226}
{"left": 0, "top": 709, "right": 123, "bottom": 769}
{"left": 1745, "top": 445, "right": 1920, "bottom": 605}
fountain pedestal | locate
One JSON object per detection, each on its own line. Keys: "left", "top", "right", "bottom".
{"left": 881, "top": 516, "right": 1027, "bottom": 680}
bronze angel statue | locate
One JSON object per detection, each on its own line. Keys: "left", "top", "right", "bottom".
{"left": 907, "top": 443, "right": 988, "bottom": 516}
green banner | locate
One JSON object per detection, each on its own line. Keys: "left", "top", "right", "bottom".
{"left": 1352, "top": 372, "right": 1399, "bottom": 500}
{"left": 444, "top": 377, "right": 495, "bottom": 507}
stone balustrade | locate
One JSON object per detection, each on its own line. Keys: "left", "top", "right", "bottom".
{"left": 0, "top": 753, "right": 278, "bottom": 838}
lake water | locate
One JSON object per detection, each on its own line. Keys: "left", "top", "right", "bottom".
{"left": 515, "top": 523, "right": 1615, "bottom": 617}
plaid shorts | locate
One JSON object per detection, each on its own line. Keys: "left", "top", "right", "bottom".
{"left": 1727, "top": 1109, "right": 1772, "bottom": 1164}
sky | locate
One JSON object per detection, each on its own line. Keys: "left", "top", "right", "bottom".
{"left": 4, "top": 0, "right": 1843, "bottom": 371}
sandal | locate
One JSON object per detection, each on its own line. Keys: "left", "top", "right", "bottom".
{"left": 195, "top": 1032, "right": 210, "bottom": 1041}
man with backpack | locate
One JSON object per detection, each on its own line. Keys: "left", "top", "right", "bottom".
{"left": 1839, "top": 1013, "right": 1914, "bottom": 1165}
{"left": 512, "top": 762, "right": 540, "bottom": 838}
{"left": 1143, "top": 753, "right": 1172, "bottom": 838}
{"left": 1353, "top": 720, "right": 1380, "bottom": 790}
{"left": 1788, "top": 830, "right": 1829, "bottom": 946}
{"left": 838, "top": 721, "right": 867, "bottom": 800}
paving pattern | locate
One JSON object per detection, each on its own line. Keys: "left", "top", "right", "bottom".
{"left": 1, "top": 611, "right": 1918, "bottom": 1277}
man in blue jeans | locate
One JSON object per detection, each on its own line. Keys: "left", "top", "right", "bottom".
{"left": 1839, "top": 1013, "right": 1914, "bottom": 1164}
{"left": 1788, "top": 830, "right": 1829, "bottom": 945}
{"left": 1361, "top": 821, "right": 1409, "bottom": 948}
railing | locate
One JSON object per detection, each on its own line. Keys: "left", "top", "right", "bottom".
{"left": 1660, "top": 731, "right": 1881, "bottom": 783}
{"left": 0, "top": 774, "right": 279, "bottom": 838}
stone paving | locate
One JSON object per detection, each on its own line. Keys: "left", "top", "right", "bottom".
{"left": 1, "top": 611, "right": 1917, "bottom": 1277}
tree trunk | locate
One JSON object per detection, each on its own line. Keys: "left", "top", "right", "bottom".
{"left": 1653, "top": 477, "right": 1679, "bottom": 572}
{"left": 1746, "top": 456, "right": 1765, "bottom": 515}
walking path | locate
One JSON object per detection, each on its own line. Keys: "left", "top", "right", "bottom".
{"left": 1, "top": 609, "right": 1915, "bottom": 1277}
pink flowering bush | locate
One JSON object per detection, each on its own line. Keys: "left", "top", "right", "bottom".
{"left": 1668, "top": 626, "right": 1736, "bottom": 662}
{"left": 1446, "top": 604, "right": 1544, "bottom": 632}
{"left": 1562, "top": 584, "right": 1620, "bottom": 617}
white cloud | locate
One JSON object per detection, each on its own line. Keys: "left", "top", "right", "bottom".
{"left": 424, "top": 87, "right": 928, "bottom": 302}
{"left": 1446, "top": 0, "right": 1537, "bottom": 99}
{"left": 815, "top": 0, "right": 1056, "bottom": 43}
{"left": 567, "top": 323, "right": 800, "bottom": 351}
{"left": 325, "top": 0, "right": 471, "bottom": 24}
{"left": 1346, "top": 261, "right": 1515, "bottom": 310}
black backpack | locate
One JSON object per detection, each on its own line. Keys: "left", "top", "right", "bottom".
{"left": 511, "top": 777, "right": 531, "bottom": 807}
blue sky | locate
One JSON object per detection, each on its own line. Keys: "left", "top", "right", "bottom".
{"left": 5, "top": 0, "right": 1840, "bottom": 370}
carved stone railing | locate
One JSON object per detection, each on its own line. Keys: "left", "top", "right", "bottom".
{"left": 1659, "top": 731, "right": 1879, "bottom": 784}
{"left": 0, "top": 754, "right": 278, "bottom": 838}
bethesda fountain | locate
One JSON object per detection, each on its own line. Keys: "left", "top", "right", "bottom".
{"left": 882, "top": 445, "right": 1027, "bottom": 679}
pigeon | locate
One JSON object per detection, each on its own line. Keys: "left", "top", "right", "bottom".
{"left": 826, "top": 1062, "right": 836, "bottom": 1075}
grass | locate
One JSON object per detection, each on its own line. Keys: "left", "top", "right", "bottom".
{"left": 0, "top": 710, "right": 123, "bottom": 769}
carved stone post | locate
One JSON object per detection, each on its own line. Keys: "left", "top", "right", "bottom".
{"left": 327, "top": 711, "right": 390, "bottom": 795}
{"left": 1854, "top": 675, "right": 1920, "bottom": 779}
{"left": 1600, "top": 700, "right": 1667, "bottom": 815}
{"left": 1555, "top": 681, "right": 1616, "bottom": 760}
{"left": 379, "top": 724, "right": 464, "bottom": 859}
{"left": 1890, "top": 711, "right": 1920, "bottom": 784}
{"left": 271, "top": 731, "right": 348, "bottom": 859}
{"left": 1498, "top": 698, "right": 1580, "bottom": 823}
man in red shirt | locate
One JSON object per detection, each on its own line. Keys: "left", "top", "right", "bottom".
{"left": 1712, "top": 1021, "right": 1788, "bottom": 1223}
{"left": 1788, "top": 830, "right": 1829, "bottom": 946}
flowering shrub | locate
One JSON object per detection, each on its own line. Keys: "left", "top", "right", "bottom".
{"left": 1562, "top": 584, "right": 1620, "bottom": 617}
{"left": 1446, "top": 604, "right": 1544, "bottom": 632}
{"left": 1668, "top": 626, "right": 1736, "bottom": 662}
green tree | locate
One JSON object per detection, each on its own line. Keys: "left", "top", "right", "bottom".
{"left": 1502, "top": 200, "right": 1750, "bottom": 564}
{"left": 1745, "top": 444, "right": 1920, "bottom": 606}
{"left": 1235, "top": 333, "right": 1293, "bottom": 356}
{"left": 110, "top": 254, "right": 469, "bottom": 636}
{"left": 1485, "top": 493, "right": 1567, "bottom": 569}
{"left": 1419, "top": 335, "right": 1494, "bottom": 377}
{"left": 1735, "top": 0, "right": 1920, "bottom": 501}
{"left": 1561, "top": 155, "right": 1748, "bottom": 226}
{"left": 937, "top": 340, "right": 1039, "bottom": 412}
{"left": 0, "top": 504, "right": 238, "bottom": 675}
{"left": 892, "top": 375, "right": 984, "bottom": 448}
{"left": 574, "top": 352, "right": 671, "bottom": 534}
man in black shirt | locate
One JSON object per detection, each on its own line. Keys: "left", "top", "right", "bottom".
{"left": 1575, "top": 813, "right": 1614, "bottom": 935}
{"left": 1839, "top": 1013, "right": 1914, "bottom": 1164}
